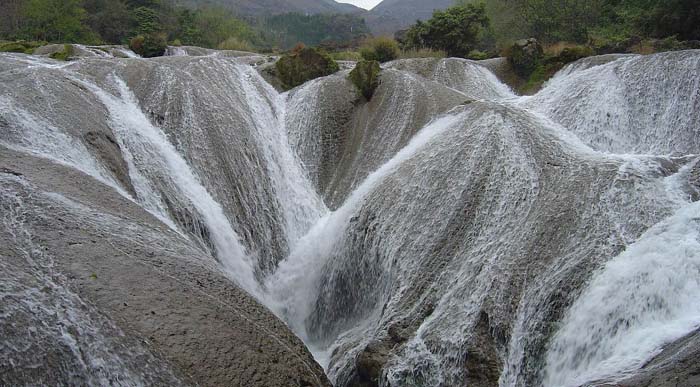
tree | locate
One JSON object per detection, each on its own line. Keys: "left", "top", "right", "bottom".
{"left": 84, "top": 0, "right": 132, "bottom": 43}
{"left": 23, "top": 0, "right": 90, "bottom": 42}
{"left": 132, "top": 6, "right": 160, "bottom": 36}
{"left": 0, "top": 0, "right": 25, "bottom": 39}
{"left": 404, "top": 3, "right": 490, "bottom": 58}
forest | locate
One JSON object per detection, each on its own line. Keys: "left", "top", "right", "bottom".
{"left": 0, "top": 0, "right": 698, "bottom": 55}
{"left": 0, "top": 0, "right": 370, "bottom": 51}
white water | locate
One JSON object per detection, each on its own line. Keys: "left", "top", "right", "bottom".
{"left": 84, "top": 76, "right": 259, "bottom": 295}
{"left": 237, "top": 66, "right": 326, "bottom": 246}
{"left": 3, "top": 50, "right": 700, "bottom": 387}
{"left": 266, "top": 110, "right": 463, "bottom": 342}
{"left": 0, "top": 96, "right": 127, "bottom": 196}
{"left": 543, "top": 198, "right": 700, "bottom": 386}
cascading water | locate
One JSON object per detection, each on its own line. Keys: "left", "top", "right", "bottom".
{"left": 82, "top": 76, "right": 259, "bottom": 293}
{"left": 2, "top": 48, "right": 700, "bottom": 387}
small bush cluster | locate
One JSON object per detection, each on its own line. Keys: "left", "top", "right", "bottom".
{"left": 275, "top": 45, "right": 340, "bottom": 90}
{"left": 349, "top": 60, "right": 381, "bottom": 100}
{"left": 360, "top": 37, "right": 400, "bottom": 63}
{"left": 506, "top": 39, "right": 598, "bottom": 94}
{"left": 129, "top": 33, "right": 167, "bottom": 58}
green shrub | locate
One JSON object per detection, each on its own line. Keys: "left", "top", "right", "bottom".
{"left": 49, "top": 44, "right": 74, "bottom": 61}
{"left": 275, "top": 46, "right": 340, "bottom": 90}
{"left": 403, "top": 3, "right": 490, "bottom": 58}
{"left": 349, "top": 60, "right": 381, "bottom": 100}
{"left": 171, "top": 39, "right": 182, "bottom": 47}
{"left": 0, "top": 41, "right": 47, "bottom": 54}
{"left": 398, "top": 48, "right": 447, "bottom": 59}
{"left": 129, "top": 33, "right": 167, "bottom": 58}
{"left": 218, "top": 37, "right": 253, "bottom": 51}
{"left": 360, "top": 37, "right": 400, "bottom": 63}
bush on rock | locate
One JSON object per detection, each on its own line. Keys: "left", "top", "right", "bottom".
{"left": 275, "top": 45, "right": 339, "bottom": 90}
{"left": 349, "top": 60, "right": 381, "bottom": 100}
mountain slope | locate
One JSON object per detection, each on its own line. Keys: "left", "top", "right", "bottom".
{"left": 366, "top": 0, "right": 455, "bottom": 35}
{"left": 180, "top": 0, "right": 364, "bottom": 16}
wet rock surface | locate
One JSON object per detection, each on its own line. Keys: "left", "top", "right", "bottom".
{"left": 1, "top": 49, "right": 700, "bottom": 387}
{"left": 0, "top": 147, "right": 330, "bottom": 387}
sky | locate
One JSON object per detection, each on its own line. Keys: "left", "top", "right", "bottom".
{"left": 336, "top": 0, "right": 383, "bottom": 10}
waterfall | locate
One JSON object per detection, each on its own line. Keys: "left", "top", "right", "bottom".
{"left": 83, "top": 76, "right": 259, "bottom": 294}
{"left": 3, "top": 49, "right": 700, "bottom": 387}
{"left": 543, "top": 200, "right": 700, "bottom": 386}
{"left": 266, "top": 111, "right": 464, "bottom": 339}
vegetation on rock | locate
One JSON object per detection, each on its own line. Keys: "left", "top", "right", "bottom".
{"left": 49, "top": 44, "right": 73, "bottom": 61}
{"left": 275, "top": 45, "right": 339, "bottom": 91}
{"left": 507, "top": 38, "right": 544, "bottom": 77}
{"left": 0, "top": 40, "right": 46, "bottom": 54}
{"left": 349, "top": 60, "right": 381, "bottom": 100}
{"left": 359, "top": 37, "right": 400, "bottom": 63}
{"left": 129, "top": 33, "right": 166, "bottom": 58}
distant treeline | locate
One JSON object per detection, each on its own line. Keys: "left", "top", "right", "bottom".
{"left": 457, "top": 0, "right": 699, "bottom": 46}
{"left": 265, "top": 13, "right": 369, "bottom": 50}
{"left": 0, "top": 0, "right": 370, "bottom": 51}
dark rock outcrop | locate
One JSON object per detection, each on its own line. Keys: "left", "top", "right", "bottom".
{"left": 508, "top": 38, "right": 544, "bottom": 77}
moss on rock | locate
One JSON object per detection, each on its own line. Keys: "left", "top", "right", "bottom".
{"left": 49, "top": 44, "right": 74, "bottom": 61}
{"left": 129, "top": 33, "right": 167, "bottom": 58}
{"left": 349, "top": 60, "right": 381, "bottom": 100}
{"left": 275, "top": 46, "right": 339, "bottom": 91}
{"left": 0, "top": 41, "right": 47, "bottom": 54}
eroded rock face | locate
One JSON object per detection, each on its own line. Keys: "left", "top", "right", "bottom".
{"left": 0, "top": 148, "right": 330, "bottom": 387}
{"left": 2, "top": 49, "right": 700, "bottom": 387}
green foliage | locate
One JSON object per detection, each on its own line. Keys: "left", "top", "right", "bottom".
{"left": 0, "top": 40, "right": 46, "bottom": 54}
{"left": 133, "top": 6, "right": 160, "bottom": 35}
{"left": 275, "top": 46, "right": 339, "bottom": 90}
{"left": 330, "top": 50, "right": 363, "bottom": 61}
{"left": 218, "top": 37, "right": 253, "bottom": 52}
{"left": 22, "top": 0, "right": 92, "bottom": 42}
{"left": 398, "top": 48, "right": 447, "bottom": 59}
{"left": 84, "top": 0, "right": 132, "bottom": 44}
{"left": 264, "top": 13, "right": 369, "bottom": 50}
{"left": 467, "top": 50, "right": 490, "bottom": 60}
{"left": 507, "top": 39, "right": 544, "bottom": 77}
{"left": 458, "top": 0, "right": 699, "bottom": 47}
{"left": 359, "top": 37, "right": 399, "bottom": 63}
{"left": 129, "top": 33, "right": 166, "bottom": 57}
{"left": 49, "top": 44, "right": 73, "bottom": 60}
{"left": 349, "top": 60, "right": 381, "bottom": 100}
{"left": 0, "top": 0, "right": 260, "bottom": 51}
{"left": 192, "top": 7, "right": 255, "bottom": 49}
{"left": 404, "top": 3, "right": 490, "bottom": 58}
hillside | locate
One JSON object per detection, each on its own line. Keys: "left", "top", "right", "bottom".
{"left": 179, "top": 0, "right": 363, "bottom": 16}
{"left": 365, "top": 0, "right": 455, "bottom": 36}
